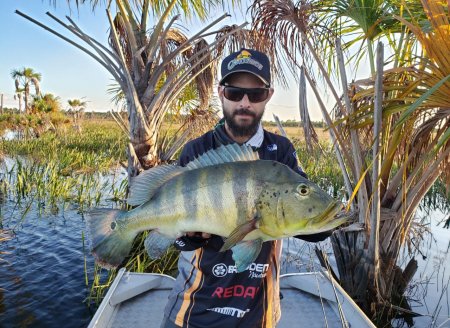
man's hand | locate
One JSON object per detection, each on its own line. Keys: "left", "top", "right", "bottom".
{"left": 185, "top": 232, "right": 211, "bottom": 239}
{"left": 174, "top": 232, "right": 211, "bottom": 251}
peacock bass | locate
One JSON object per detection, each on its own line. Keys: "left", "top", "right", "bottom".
{"left": 86, "top": 144, "right": 347, "bottom": 272}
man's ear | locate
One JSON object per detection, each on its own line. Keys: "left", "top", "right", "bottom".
{"left": 217, "top": 85, "right": 224, "bottom": 101}
{"left": 266, "top": 88, "right": 274, "bottom": 102}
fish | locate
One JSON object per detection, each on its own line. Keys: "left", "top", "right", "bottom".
{"left": 86, "top": 143, "right": 347, "bottom": 272}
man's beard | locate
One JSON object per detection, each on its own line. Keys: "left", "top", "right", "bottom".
{"left": 223, "top": 108, "right": 263, "bottom": 138}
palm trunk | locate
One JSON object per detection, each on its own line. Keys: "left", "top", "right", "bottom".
{"left": 18, "top": 95, "right": 23, "bottom": 113}
{"left": 24, "top": 90, "right": 29, "bottom": 115}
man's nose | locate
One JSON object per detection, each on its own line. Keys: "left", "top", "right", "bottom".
{"left": 238, "top": 94, "right": 251, "bottom": 107}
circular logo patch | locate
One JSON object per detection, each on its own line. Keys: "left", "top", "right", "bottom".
{"left": 212, "top": 263, "right": 228, "bottom": 277}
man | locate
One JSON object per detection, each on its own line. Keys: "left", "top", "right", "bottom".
{"left": 162, "top": 48, "right": 329, "bottom": 328}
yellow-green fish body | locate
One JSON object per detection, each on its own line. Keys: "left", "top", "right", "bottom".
{"left": 87, "top": 144, "right": 346, "bottom": 271}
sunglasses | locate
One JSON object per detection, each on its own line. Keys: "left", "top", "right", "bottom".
{"left": 222, "top": 86, "right": 270, "bottom": 103}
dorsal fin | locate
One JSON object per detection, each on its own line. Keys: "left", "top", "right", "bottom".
{"left": 127, "top": 144, "right": 259, "bottom": 206}
{"left": 186, "top": 144, "right": 259, "bottom": 170}
{"left": 127, "top": 165, "right": 186, "bottom": 206}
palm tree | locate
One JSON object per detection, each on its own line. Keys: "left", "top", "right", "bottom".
{"left": 314, "top": 0, "right": 402, "bottom": 76}
{"left": 17, "top": 0, "right": 246, "bottom": 180}
{"left": 32, "top": 93, "right": 62, "bottom": 114}
{"left": 11, "top": 67, "right": 42, "bottom": 114}
{"left": 67, "top": 98, "right": 87, "bottom": 132}
{"left": 250, "top": 0, "right": 449, "bottom": 322}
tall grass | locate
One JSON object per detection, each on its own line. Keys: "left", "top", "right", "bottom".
{"left": 1, "top": 120, "right": 126, "bottom": 171}
{"left": 0, "top": 120, "right": 128, "bottom": 212}
{"left": 293, "top": 139, "right": 346, "bottom": 199}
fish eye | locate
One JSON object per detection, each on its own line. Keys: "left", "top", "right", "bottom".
{"left": 296, "top": 184, "right": 310, "bottom": 196}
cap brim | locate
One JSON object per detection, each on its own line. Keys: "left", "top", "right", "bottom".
{"left": 219, "top": 70, "right": 270, "bottom": 86}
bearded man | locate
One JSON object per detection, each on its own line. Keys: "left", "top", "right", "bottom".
{"left": 162, "top": 48, "right": 329, "bottom": 328}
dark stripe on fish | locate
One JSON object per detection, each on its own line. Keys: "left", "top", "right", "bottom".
{"left": 206, "top": 167, "right": 224, "bottom": 220}
{"left": 181, "top": 173, "right": 197, "bottom": 223}
{"left": 232, "top": 164, "right": 248, "bottom": 223}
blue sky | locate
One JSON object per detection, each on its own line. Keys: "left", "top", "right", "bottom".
{"left": 0, "top": 0, "right": 328, "bottom": 121}
{"left": 1, "top": 1, "right": 113, "bottom": 112}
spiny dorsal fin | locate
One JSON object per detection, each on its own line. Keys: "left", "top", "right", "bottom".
{"left": 186, "top": 144, "right": 259, "bottom": 170}
{"left": 127, "top": 165, "right": 186, "bottom": 206}
{"left": 127, "top": 144, "right": 259, "bottom": 206}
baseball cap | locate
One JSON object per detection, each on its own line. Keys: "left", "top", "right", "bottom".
{"left": 219, "top": 48, "right": 271, "bottom": 87}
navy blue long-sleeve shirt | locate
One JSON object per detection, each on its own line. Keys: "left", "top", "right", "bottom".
{"left": 163, "top": 123, "right": 330, "bottom": 327}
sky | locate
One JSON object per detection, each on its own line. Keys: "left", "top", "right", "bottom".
{"left": 0, "top": 0, "right": 339, "bottom": 121}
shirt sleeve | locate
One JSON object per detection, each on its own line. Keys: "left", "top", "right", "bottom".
{"left": 178, "top": 142, "right": 193, "bottom": 167}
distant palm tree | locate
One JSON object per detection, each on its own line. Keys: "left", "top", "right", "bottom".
{"left": 30, "top": 93, "right": 64, "bottom": 136}
{"left": 67, "top": 98, "right": 87, "bottom": 132}
{"left": 11, "top": 67, "right": 42, "bottom": 115}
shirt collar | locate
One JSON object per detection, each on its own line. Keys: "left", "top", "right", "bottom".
{"left": 244, "top": 123, "right": 264, "bottom": 148}
{"left": 214, "top": 118, "right": 264, "bottom": 148}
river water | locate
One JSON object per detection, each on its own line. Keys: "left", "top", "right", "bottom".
{"left": 0, "top": 168, "right": 449, "bottom": 327}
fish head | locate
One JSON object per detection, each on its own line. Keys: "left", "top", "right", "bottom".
{"left": 261, "top": 178, "right": 345, "bottom": 237}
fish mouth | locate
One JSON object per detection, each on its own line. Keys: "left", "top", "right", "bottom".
{"left": 308, "top": 201, "right": 345, "bottom": 230}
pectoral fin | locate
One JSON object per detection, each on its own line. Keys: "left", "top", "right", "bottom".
{"left": 231, "top": 239, "right": 263, "bottom": 273}
{"left": 144, "top": 231, "right": 175, "bottom": 259}
{"left": 220, "top": 219, "right": 259, "bottom": 252}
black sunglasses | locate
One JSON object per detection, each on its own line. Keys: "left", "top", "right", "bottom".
{"left": 223, "top": 86, "right": 270, "bottom": 103}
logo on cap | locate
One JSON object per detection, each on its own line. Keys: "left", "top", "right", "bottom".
{"left": 228, "top": 50, "right": 264, "bottom": 71}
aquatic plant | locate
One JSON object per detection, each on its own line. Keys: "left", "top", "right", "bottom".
{"left": 0, "top": 229, "right": 12, "bottom": 264}
{"left": 1, "top": 120, "right": 128, "bottom": 209}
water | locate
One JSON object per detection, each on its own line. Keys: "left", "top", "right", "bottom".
{"left": 0, "top": 174, "right": 449, "bottom": 327}
{"left": 403, "top": 208, "right": 450, "bottom": 327}
{"left": 1, "top": 129, "right": 30, "bottom": 141}
{"left": 0, "top": 208, "right": 95, "bottom": 327}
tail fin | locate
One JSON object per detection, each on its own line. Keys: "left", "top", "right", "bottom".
{"left": 86, "top": 208, "right": 136, "bottom": 268}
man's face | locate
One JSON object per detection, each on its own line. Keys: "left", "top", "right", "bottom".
{"left": 218, "top": 72, "right": 274, "bottom": 138}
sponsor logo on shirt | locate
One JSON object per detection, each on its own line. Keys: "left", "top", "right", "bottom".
{"left": 207, "top": 306, "right": 250, "bottom": 318}
{"left": 212, "top": 262, "right": 269, "bottom": 278}
{"left": 267, "top": 144, "right": 278, "bottom": 151}
{"left": 211, "top": 285, "right": 260, "bottom": 299}
{"left": 212, "top": 263, "right": 228, "bottom": 277}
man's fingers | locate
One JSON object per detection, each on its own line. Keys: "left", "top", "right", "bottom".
{"left": 185, "top": 232, "right": 211, "bottom": 239}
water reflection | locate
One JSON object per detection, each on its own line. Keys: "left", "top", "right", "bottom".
{"left": 393, "top": 208, "right": 450, "bottom": 327}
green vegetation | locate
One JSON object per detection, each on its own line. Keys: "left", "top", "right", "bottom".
{"left": 1, "top": 116, "right": 448, "bottom": 311}
{"left": 0, "top": 120, "right": 128, "bottom": 211}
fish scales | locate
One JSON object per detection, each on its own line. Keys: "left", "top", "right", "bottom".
{"left": 86, "top": 144, "right": 348, "bottom": 270}
{"left": 205, "top": 167, "right": 226, "bottom": 222}
{"left": 172, "top": 162, "right": 261, "bottom": 235}
{"left": 127, "top": 162, "right": 271, "bottom": 237}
